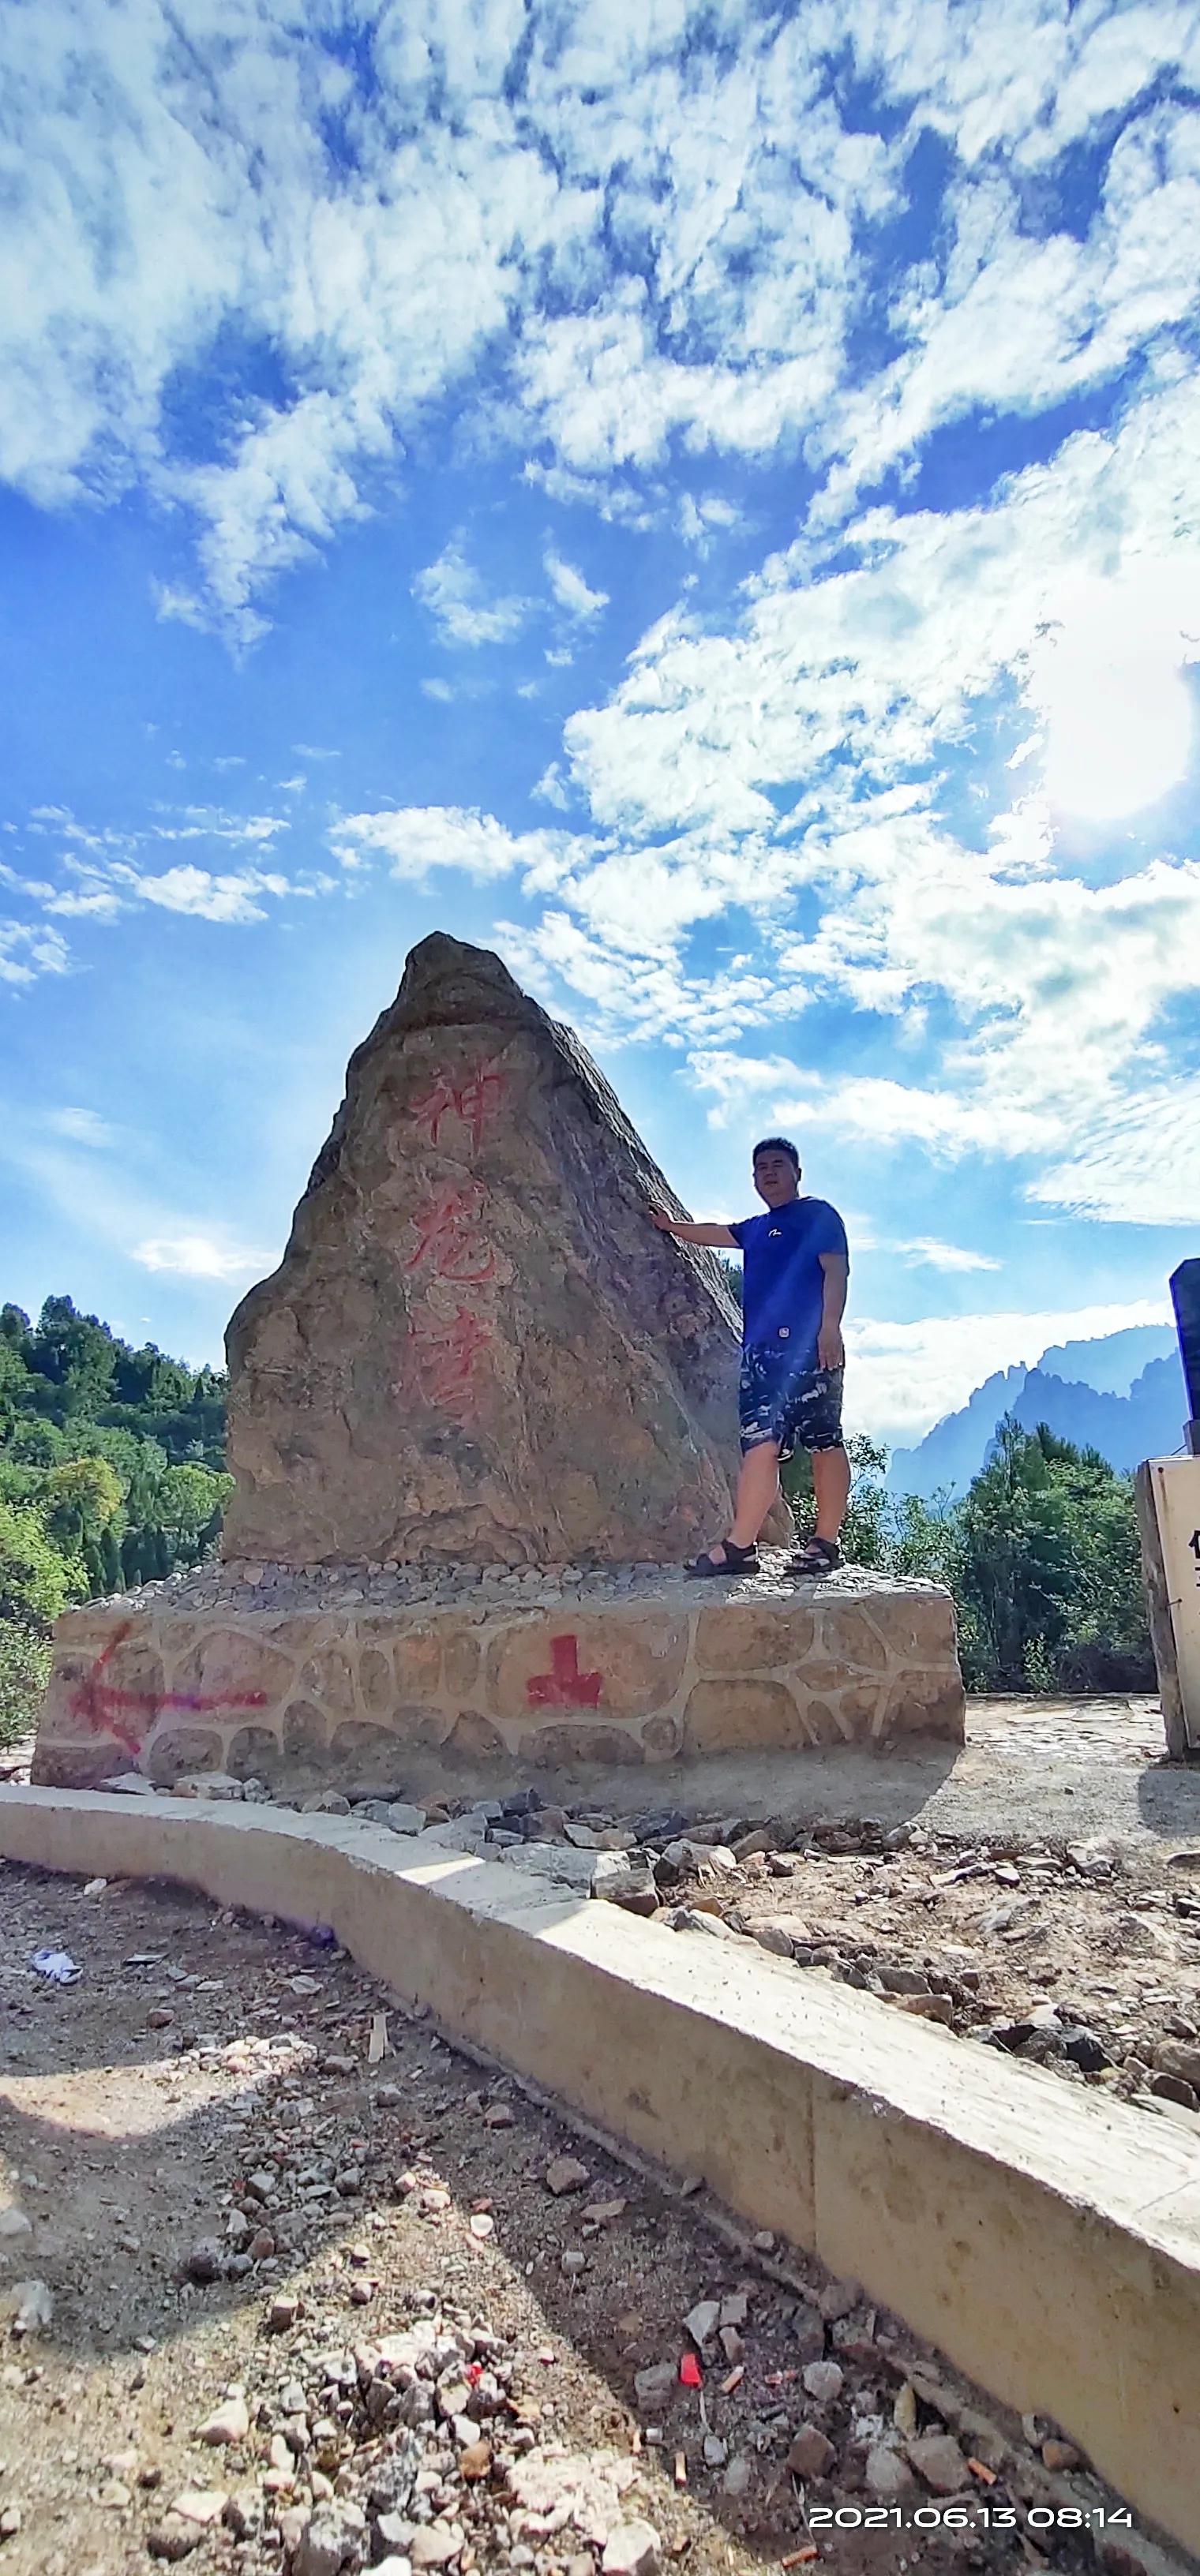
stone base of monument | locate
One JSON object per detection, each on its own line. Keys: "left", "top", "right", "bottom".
{"left": 32, "top": 1555, "right": 964, "bottom": 1792}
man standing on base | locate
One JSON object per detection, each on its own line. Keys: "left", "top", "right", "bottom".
{"left": 651, "top": 1136, "right": 850, "bottom": 1577}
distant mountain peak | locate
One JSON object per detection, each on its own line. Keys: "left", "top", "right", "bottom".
{"left": 1033, "top": 1323, "right": 1176, "bottom": 1398}
{"left": 887, "top": 1325, "right": 1185, "bottom": 1499}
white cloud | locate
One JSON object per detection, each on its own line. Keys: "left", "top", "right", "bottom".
{"left": 0, "top": 1113, "right": 274, "bottom": 1292}
{"left": 3, "top": 0, "right": 1198, "bottom": 641}
{"left": 522, "top": 460, "right": 656, "bottom": 529}
{"left": 688, "top": 1050, "right": 1043, "bottom": 1157}
{"left": 1030, "top": 1076, "right": 1200, "bottom": 1226}
{"left": 43, "top": 1107, "right": 115, "bottom": 1149}
{"left": 679, "top": 492, "right": 745, "bottom": 550}
{"left": 42, "top": 886, "right": 124, "bottom": 921}
{"left": 497, "top": 910, "right": 784, "bottom": 1049}
{"left": 532, "top": 762, "right": 572, "bottom": 811}
{"left": 515, "top": 287, "right": 847, "bottom": 479}
{"left": 5, "top": 0, "right": 1200, "bottom": 1256}
{"left": 114, "top": 865, "right": 281, "bottom": 924}
{"left": 329, "top": 805, "right": 586, "bottom": 889}
{"left": 0, "top": 921, "right": 70, "bottom": 987}
{"left": 546, "top": 361, "right": 1200, "bottom": 1205}
{"left": 544, "top": 549, "right": 609, "bottom": 622}
{"left": 5, "top": 798, "right": 302, "bottom": 934}
{"left": 133, "top": 1234, "right": 270, "bottom": 1282}
{"left": 894, "top": 1238, "right": 1002, "bottom": 1274}
{"left": 848, "top": 1297, "right": 1173, "bottom": 1447}
{"left": 413, "top": 541, "right": 529, "bottom": 648}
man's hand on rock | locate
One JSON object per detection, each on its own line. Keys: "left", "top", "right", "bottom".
{"left": 651, "top": 1208, "right": 677, "bottom": 1231}
{"left": 817, "top": 1324, "right": 845, "bottom": 1372}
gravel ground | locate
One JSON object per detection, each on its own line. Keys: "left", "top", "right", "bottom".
{"left": 649, "top": 1815, "right": 1200, "bottom": 2127}
{"left": 0, "top": 1860, "right": 1186, "bottom": 2576}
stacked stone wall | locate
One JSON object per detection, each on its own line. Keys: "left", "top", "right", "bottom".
{"left": 33, "top": 1567, "right": 964, "bottom": 1790}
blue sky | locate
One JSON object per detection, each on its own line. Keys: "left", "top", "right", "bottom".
{"left": 3, "top": 0, "right": 1199, "bottom": 1446}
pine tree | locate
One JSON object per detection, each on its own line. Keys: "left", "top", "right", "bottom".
{"left": 99, "top": 1522, "right": 122, "bottom": 1595}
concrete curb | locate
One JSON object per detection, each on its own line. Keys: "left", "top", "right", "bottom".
{"left": 2, "top": 1784, "right": 1198, "bottom": 2552}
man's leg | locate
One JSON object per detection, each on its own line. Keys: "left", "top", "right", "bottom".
{"left": 728, "top": 1438, "right": 782, "bottom": 1548}
{"left": 812, "top": 1442, "right": 850, "bottom": 1545}
{"left": 786, "top": 1369, "right": 850, "bottom": 1573}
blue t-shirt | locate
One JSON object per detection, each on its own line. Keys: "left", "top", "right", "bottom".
{"left": 729, "top": 1196, "right": 849, "bottom": 1361}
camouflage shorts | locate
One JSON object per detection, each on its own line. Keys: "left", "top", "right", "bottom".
{"left": 738, "top": 1350, "right": 845, "bottom": 1459}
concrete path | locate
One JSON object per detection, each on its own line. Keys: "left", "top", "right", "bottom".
{"left": 508, "top": 1694, "right": 1200, "bottom": 1852}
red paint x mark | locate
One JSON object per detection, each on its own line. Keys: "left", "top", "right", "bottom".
{"left": 70, "top": 1621, "right": 269, "bottom": 1759}
{"left": 526, "top": 1634, "right": 603, "bottom": 1709}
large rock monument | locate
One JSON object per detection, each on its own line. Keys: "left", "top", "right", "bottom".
{"left": 222, "top": 931, "right": 761, "bottom": 1569}
{"left": 33, "top": 934, "right": 965, "bottom": 1792}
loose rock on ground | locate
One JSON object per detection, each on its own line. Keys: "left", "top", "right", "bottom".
{"left": 0, "top": 1857, "right": 1179, "bottom": 2576}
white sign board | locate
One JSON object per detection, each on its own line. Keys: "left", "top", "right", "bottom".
{"left": 1138, "top": 1457, "right": 1200, "bottom": 1756}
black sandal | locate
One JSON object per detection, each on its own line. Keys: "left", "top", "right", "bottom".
{"left": 787, "top": 1534, "right": 842, "bottom": 1576}
{"left": 685, "top": 1538, "right": 760, "bottom": 1578}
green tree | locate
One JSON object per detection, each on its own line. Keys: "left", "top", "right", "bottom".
{"left": 6, "top": 1419, "right": 66, "bottom": 1467}
{"left": 951, "top": 1418, "right": 1152, "bottom": 1691}
{"left": 155, "top": 1462, "right": 234, "bottom": 1553}
{"left": 28, "top": 1296, "right": 118, "bottom": 1418}
{"left": 41, "top": 1455, "right": 123, "bottom": 1557}
{"left": 0, "top": 1497, "right": 79, "bottom": 1631}
{"left": 0, "top": 1457, "right": 43, "bottom": 1512}
{"left": 0, "top": 1335, "right": 26, "bottom": 1425}
{"left": 0, "top": 1497, "right": 84, "bottom": 1747}
{"left": 778, "top": 1411, "right": 1151, "bottom": 1697}
{"left": 0, "top": 1624, "right": 57, "bottom": 1749}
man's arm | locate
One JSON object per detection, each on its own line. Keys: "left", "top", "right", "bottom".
{"left": 651, "top": 1211, "right": 739, "bottom": 1248}
{"left": 817, "top": 1252, "right": 848, "bottom": 1371}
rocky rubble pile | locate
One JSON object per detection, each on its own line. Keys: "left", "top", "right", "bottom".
{"left": 144, "top": 2294, "right": 673, "bottom": 2576}
{"left": 101, "top": 1773, "right": 1200, "bottom": 2126}
{"left": 141, "top": 2267, "right": 1114, "bottom": 2576}
{"left": 0, "top": 1860, "right": 1175, "bottom": 2576}
{"left": 92, "top": 1547, "right": 882, "bottom": 1619}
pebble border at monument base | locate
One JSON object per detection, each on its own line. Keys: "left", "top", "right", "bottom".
{"left": 31, "top": 1556, "right": 964, "bottom": 1792}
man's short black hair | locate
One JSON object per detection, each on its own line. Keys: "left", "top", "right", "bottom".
{"left": 752, "top": 1135, "right": 801, "bottom": 1171}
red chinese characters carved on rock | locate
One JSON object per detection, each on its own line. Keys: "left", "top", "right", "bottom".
{"left": 403, "top": 1184, "right": 497, "bottom": 1286}
{"left": 403, "top": 1058, "right": 508, "bottom": 1418}
{"left": 409, "top": 1301, "right": 493, "bottom": 1419}
{"left": 70, "top": 1621, "right": 269, "bottom": 1760}
{"left": 526, "top": 1634, "right": 604, "bottom": 1709}
{"left": 409, "top": 1058, "right": 506, "bottom": 1153}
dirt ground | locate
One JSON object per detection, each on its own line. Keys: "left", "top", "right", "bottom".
{"left": 0, "top": 1860, "right": 1179, "bottom": 2576}
{"left": 657, "top": 1813, "right": 1200, "bottom": 2123}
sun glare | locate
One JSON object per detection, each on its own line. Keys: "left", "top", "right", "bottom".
{"left": 1035, "top": 576, "right": 1195, "bottom": 823}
